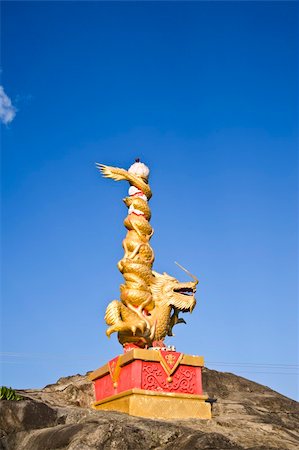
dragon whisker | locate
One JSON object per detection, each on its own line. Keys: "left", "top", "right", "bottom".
{"left": 174, "top": 261, "right": 199, "bottom": 285}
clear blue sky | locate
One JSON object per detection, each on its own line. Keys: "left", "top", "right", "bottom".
{"left": 1, "top": 1, "right": 298, "bottom": 400}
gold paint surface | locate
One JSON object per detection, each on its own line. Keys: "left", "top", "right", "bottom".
{"left": 92, "top": 388, "right": 211, "bottom": 420}
{"left": 97, "top": 162, "right": 198, "bottom": 348}
{"left": 89, "top": 363, "right": 109, "bottom": 381}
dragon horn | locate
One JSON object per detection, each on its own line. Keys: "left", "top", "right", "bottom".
{"left": 174, "top": 261, "right": 199, "bottom": 285}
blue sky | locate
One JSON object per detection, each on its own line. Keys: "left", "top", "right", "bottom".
{"left": 1, "top": 1, "right": 298, "bottom": 400}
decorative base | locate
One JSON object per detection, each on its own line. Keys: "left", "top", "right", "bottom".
{"left": 93, "top": 388, "right": 211, "bottom": 419}
{"left": 89, "top": 348, "right": 211, "bottom": 419}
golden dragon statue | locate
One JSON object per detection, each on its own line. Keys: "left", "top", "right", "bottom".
{"left": 96, "top": 159, "right": 198, "bottom": 349}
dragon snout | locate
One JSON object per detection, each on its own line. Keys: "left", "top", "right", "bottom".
{"left": 173, "top": 285, "right": 195, "bottom": 297}
{"left": 173, "top": 284, "right": 197, "bottom": 313}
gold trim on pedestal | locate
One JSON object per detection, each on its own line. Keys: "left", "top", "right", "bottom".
{"left": 157, "top": 351, "right": 184, "bottom": 382}
{"left": 92, "top": 388, "right": 211, "bottom": 419}
{"left": 89, "top": 349, "right": 204, "bottom": 381}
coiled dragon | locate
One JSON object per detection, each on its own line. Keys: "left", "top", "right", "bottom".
{"left": 96, "top": 160, "right": 198, "bottom": 348}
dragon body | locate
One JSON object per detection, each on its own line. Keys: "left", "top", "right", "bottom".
{"left": 97, "top": 161, "right": 198, "bottom": 348}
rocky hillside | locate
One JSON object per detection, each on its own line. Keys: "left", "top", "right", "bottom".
{"left": 0, "top": 368, "right": 298, "bottom": 450}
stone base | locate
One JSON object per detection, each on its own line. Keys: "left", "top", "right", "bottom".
{"left": 92, "top": 388, "right": 211, "bottom": 419}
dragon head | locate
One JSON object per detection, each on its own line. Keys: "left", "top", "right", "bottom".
{"left": 151, "top": 267, "right": 198, "bottom": 312}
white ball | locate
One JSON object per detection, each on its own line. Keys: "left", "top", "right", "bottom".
{"left": 128, "top": 161, "right": 150, "bottom": 179}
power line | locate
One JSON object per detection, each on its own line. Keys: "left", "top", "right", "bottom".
{"left": 206, "top": 361, "right": 298, "bottom": 368}
{"left": 1, "top": 352, "right": 298, "bottom": 367}
{"left": 211, "top": 371, "right": 298, "bottom": 375}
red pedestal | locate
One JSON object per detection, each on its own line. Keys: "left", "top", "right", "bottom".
{"left": 90, "top": 349, "right": 204, "bottom": 402}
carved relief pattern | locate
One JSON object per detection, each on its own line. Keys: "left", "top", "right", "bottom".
{"left": 142, "top": 363, "right": 195, "bottom": 393}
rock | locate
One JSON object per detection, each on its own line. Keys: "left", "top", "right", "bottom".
{"left": 0, "top": 368, "right": 298, "bottom": 450}
{"left": 18, "top": 373, "right": 94, "bottom": 408}
{"left": 0, "top": 399, "right": 59, "bottom": 433}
